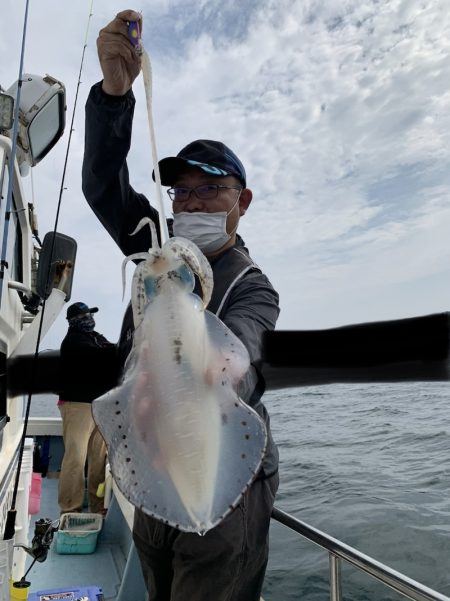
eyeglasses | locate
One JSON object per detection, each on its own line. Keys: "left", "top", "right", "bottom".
{"left": 167, "top": 184, "right": 242, "bottom": 203}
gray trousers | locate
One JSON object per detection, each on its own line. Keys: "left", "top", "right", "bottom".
{"left": 133, "top": 472, "right": 279, "bottom": 601}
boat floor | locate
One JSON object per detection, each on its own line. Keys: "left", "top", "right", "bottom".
{"left": 23, "top": 477, "right": 262, "bottom": 601}
{"left": 24, "top": 477, "right": 131, "bottom": 600}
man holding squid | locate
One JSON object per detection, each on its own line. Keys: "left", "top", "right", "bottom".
{"left": 82, "top": 9, "right": 280, "bottom": 601}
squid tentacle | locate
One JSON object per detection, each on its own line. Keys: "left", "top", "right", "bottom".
{"left": 129, "top": 216, "right": 160, "bottom": 249}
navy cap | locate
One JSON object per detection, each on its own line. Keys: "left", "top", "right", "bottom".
{"left": 66, "top": 302, "right": 98, "bottom": 320}
{"left": 154, "top": 139, "right": 247, "bottom": 187}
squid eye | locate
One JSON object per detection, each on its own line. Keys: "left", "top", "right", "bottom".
{"left": 177, "top": 264, "right": 195, "bottom": 290}
{"left": 144, "top": 276, "right": 158, "bottom": 298}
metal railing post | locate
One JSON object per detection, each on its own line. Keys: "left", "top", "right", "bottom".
{"left": 330, "top": 553, "right": 342, "bottom": 601}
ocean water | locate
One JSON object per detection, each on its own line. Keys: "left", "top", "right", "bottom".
{"left": 262, "top": 382, "right": 450, "bottom": 601}
{"left": 30, "top": 382, "right": 450, "bottom": 600}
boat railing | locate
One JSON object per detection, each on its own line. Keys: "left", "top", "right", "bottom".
{"left": 271, "top": 507, "right": 450, "bottom": 601}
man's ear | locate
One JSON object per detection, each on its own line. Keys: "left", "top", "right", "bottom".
{"left": 239, "top": 188, "right": 253, "bottom": 216}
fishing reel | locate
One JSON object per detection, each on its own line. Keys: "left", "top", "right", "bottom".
{"left": 16, "top": 517, "right": 59, "bottom": 562}
{"left": 12, "top": 517, "right": 59, "bottom": 593}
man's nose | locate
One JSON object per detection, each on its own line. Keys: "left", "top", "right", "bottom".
{"left": 184, "top": 192, "right": 207, "bottom": 211}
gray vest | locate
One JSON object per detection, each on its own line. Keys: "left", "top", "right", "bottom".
{"left": 207, "top": 246, "right": 260, "bottom": 317}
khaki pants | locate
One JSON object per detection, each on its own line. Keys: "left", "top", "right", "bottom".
{"left": 58, "top": 402, "right": 106, "bottom": 514}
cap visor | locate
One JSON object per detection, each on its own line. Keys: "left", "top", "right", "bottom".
{"left": 153, "top": 157, "right": 191, "bottom": 186}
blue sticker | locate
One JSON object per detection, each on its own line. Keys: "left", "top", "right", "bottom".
{"left": 187, "top": 160, "right": 228, "bottom": 177}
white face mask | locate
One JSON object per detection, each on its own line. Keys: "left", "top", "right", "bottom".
{"left": 172, "top": 196, "right": 240, "bottom": 254}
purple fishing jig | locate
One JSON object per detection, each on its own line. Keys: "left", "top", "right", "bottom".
{"left": 127, "top": 20, "right": 141, "bottom": 48}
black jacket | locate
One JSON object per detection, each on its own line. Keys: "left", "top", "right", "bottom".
{"left": 82, "top": 82, "right": 280, "bottom": 477}
{"left": 59, "top": 328, "right": 117, "bottom": 403}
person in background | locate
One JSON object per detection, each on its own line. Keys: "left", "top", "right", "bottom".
{"left": 58, "top": 302, "right": 116, "bottom": 515}
{"left": 82, "top": 9, "right": 280, "bottom": 601}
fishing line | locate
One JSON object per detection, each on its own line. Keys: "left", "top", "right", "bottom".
{"left": 49, "top": 0, "right": 94, "bottom": 237}
{"left": 3, "top": 0, "right": 95, "bottom": 543}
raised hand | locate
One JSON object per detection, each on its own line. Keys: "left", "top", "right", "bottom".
{"left": 97, "top": 9, "right": 142, "bottom": 96}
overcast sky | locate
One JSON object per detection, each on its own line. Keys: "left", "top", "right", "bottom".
{"left": 2, "top": 0, "right": 450, "bottom": 349}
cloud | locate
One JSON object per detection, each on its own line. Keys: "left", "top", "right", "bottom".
{"left": 3, "top": 0, "right": 450, "bottom": 344}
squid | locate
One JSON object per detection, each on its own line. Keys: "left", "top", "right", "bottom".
{"left": 92, "top": 219, "right": 267, "bottom": 534}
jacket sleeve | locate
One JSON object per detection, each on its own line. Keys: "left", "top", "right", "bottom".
{"left": 81, "top": 81, "right": 160, "bottom": 255}
{"left": 220, "top": 270, "right": 280, "bottom": 406}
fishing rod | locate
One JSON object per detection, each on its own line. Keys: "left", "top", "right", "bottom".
{"left": 3, "top": 0, "right": 95, "bottom": 544}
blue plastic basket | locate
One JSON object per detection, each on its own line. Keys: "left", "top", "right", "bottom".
{"left": 28, "top": 585, "right": 104, "bottom": 600}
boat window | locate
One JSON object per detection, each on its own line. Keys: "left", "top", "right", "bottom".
{"left": 0, "top": 350, "right": 6, "bottom": 440}
{"left": 0, "top": 159, "right": 5, "bottom": 212}
{"left": 10, "top": 208, "right": 23, "bottom": 282}
{"left": 0, "top": 164, "right": 23, "bottom": 283}
{"left": 28, "top": 94, "right": 63, "bottom": 161}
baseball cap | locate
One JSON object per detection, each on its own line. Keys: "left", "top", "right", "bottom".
{"left": 154, "top": 139, "right": 247, "bottom": 187}
{"left": 66, "top": 302, "right": 98, "bottom": 320}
